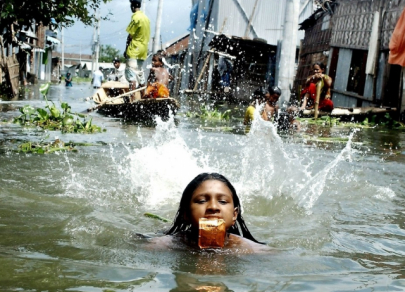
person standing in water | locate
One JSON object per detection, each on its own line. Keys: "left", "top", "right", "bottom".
{"left": 124, "top": 0, "right": 150, "bottom": 93}
{"left": 262, "top": 86, "right": 282, "bottom": 121}
{"left": 65, "top": 72, "right": 72, "bottom": 87}
{"left": 92, "top": 67, "right": 104, "bottom": 89}
{"left": 149, "top": 173, "right": 270, "bottom": 254}
{"left": 243, "top": 87, "right": 267, "bottom": 125}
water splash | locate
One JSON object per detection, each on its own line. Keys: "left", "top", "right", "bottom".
{"left": 296, "top": 129, "right": 358, "bottom": 212}
{"left": 237, "top": 105, "right": 311, "bottom": 202}
{"left": 127, "top": 115, "right": 210, "bottom": 207}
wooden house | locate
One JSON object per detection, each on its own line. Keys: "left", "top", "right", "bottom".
{"left": 295, "top": 0, "right": 405, "bottom": 115}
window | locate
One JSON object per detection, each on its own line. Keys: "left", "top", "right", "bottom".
{"left": 347, "top": 50, "right": 368, "bottom": 96}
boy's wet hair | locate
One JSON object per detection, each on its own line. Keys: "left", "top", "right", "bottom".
{"left": 165, "top": 173, "right": 263, "bottom": 244}
{"left": 269, "top": 85, "right": 281, "bottom": 96}
{"left": 152, "top": 53, "right": 163, "bottom": 63}
{"left": 129, "top": 0, "right": 141, "bottom": 8}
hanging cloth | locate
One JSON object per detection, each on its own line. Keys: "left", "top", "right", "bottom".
{"left": 388, "top": 7, "right": 405, "bottom": 67}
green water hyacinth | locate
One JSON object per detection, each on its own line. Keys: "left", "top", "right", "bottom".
{"left": 14, "top": 100, "right": 104, "bottom": 134}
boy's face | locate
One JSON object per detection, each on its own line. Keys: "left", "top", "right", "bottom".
{"left": 113, "top": 62, "right": 120, "bottom": 69}
{"left": 269, "top": 94, "right": 280, "bottom": 103}
{"left": 152, "top": 56, "right": 163, "bottom": 68}
{"left": 187, "top": 180, "right": 238, "bottom": 230}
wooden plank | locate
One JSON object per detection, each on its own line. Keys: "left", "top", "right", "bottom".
{"left": 6, "top": 55, "right": 19, "bottom": 96}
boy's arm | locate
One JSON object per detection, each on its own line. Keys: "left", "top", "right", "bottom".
{"left": 124, "top": 34, "right": 132, "bottom": 58}
{"left": 147, "top": 68, "right": 155, "bottom": 84}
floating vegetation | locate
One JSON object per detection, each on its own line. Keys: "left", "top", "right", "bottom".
{"left": 39, "top": 83, "right": 50, "bottom": 96}
{"left": 18, "top": 139, "right": 77, "bottom": 154}
{"left": 185, "top": 105, "right": 231, "bottom": 121}
{"left": 17, "top": 139, "right": 105, "bottom": 154}
{"left": 144, "top": 212, "right": 170, "bottom": 222}
{"left": 296, "top": 116, "right": 341, "bottom": 127}
{"left": 302, "top": 135, "right": 365, "bottom": 145}
{"left": 14, "top": 99, "right": 104, "bottom": 134}
{"left": 297, "top": 113, "right": 405, "bottom": 129}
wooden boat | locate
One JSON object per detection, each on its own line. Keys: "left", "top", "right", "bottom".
{"left": 91, "top": 81, "right": 180, "bottom": 121}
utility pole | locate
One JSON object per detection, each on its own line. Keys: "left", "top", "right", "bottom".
{"left": 153, "top": 0, "right": 163, "bottom": 53}
{"left": 95, "top": 11, "right": 100, "bottom": 70}
{"left": 61, "top": 27, "right": 64, "bottom": 71}
{"left": 278, "top": 0, "right": 300, "bottom": 108}
{"left": 91, "top": 9, "right": 100, "bottom": 71}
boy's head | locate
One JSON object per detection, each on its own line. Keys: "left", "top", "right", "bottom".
{"left": 152, "top": 53, "right": 164, "bottom": 67}
{"left": 177, "top": 173, "right": 240, "bottom": 230}
{"left": 129, "top": 0, "right": 141, "bottom": 11}
{"left": 165, "top": 173, "right": 262, "bottom": 244}
{"left": 267, "top": 85, "right": 281, "bottom": 103}
{"left": 252, "top": 87, "right": 266, "bottom": 102}
{"left": 113, "top": 58, "right": 121, "bottom": 69}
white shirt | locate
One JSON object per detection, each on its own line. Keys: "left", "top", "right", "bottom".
{"left": 92, "top": 70, "right": 104, "bottom": 87}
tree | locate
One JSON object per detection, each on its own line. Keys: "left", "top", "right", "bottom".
{"left": 0, "top": 0, "right": 111, "bottom": 44}
{"left": 99, "top": 44, "right": 123, "bottom": 63}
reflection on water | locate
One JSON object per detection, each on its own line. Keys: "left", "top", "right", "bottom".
{"left": 0, "top": 83, "right": 405, "bottom": 290}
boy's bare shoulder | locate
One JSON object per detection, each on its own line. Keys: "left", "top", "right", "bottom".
{"left": 227, "top": 234, "right": 273, "bottom": 254}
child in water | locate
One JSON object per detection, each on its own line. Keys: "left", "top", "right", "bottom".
{"left": 143, "top": 53, "right": 173, "bottom": 99}
{"left": 150, "top": 173, "right": 269, "bottom": 253}
{"left": 65, "top": 72, "right": 72, "bottom": 87}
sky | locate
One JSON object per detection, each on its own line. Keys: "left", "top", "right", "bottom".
{"left": 61, "top": 0, "right": 192, "bottom": 56}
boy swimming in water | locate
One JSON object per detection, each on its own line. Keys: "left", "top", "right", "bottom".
{"left": 143, "top": 53, "right": 173, "bottom": 99}
{"left": 150, "top": 173, "right": 270, "bottom": 253}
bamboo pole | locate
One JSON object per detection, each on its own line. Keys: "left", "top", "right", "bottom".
{"left": 314, "top": 81, "right": 322, "bottom": 119}
{"left": 192, "top": 18, "right": 227, "bottom": 92}
{"left": 244, "top": 0, "right": 259, "bottom": 38}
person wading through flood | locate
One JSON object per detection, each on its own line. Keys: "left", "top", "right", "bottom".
{"left": 124, "top": 0, "right": 150, "bottom": 101}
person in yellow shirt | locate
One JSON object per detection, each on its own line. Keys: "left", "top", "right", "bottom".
{"left": 124, "top": 0, "right": 151, "bottom": 92}
{"left": 243, "top": 87, "right": 267, "bottom": 125}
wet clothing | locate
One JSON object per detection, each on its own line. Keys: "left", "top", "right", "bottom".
{"left": 65, "top": 74, "right": 72, "bottom": 87}
{"left": 301, "top": 76, "right": 334, "bottom": 112}
{"left": 244, "top": 105, "right": 256, "bottom": 125}
{"left": 144, "top": 82, "right": 170, "bottom": 98}
{"left": 125, "top": 58, "right": 145, "bottom": 86}
{"left": 126, "top": 10, "right": 150, "bottom": 60}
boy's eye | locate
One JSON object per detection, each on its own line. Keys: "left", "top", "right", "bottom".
{"left": 219, "top": 200, "right": 228, "bottom": 205}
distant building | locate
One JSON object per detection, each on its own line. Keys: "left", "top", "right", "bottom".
{"left": 164, "top": 33, "right": 190, "bottom": 97}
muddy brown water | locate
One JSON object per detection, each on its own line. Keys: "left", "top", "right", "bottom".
{"left": 0, "top": 82, "right": 405, "bottom": 291}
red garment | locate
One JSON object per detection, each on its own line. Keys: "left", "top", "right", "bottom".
{"left": 301, "top": 83, "right": 334, "bottom": 112}
{"left": 389, "top": 7, "right": 405, "bottom": 66}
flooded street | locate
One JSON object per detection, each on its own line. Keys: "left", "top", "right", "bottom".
{"left": 1, "top": 82, "right": 405, "bottom": 291}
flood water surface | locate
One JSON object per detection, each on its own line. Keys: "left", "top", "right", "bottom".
{"left": 0, "top": 83, "right": 405, "bottom": 291}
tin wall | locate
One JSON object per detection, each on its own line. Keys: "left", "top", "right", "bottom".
{"left": 331, "top": 0, "right": 405, "bottom": 50}
{"left": 214, "top": 0, "right": 311, "bottom": 45}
